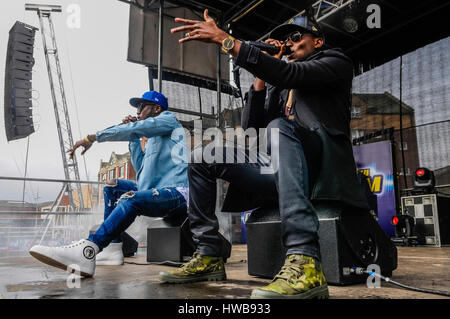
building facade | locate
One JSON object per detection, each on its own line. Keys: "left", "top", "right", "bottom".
{"left": 97, "top": 152, "right": 136, "bottom": 206}
{"left": 98, "top": 151, "right": 136, "bottom": 183}
{"left": 351, "top": 92, "right": 420, "bottom": 190}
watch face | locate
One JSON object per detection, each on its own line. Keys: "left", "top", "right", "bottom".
{"left": 223, "top": 37, "right": 234, "bottom": 50}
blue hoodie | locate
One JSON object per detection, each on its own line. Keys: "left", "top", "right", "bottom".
{"left": 95, "top": 111, "right": 188, "bottom": 191}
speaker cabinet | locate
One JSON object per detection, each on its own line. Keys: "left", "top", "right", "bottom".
{"left": 246, "top": 203, "right": 397, "bottom": 285}
{"left": 401, "top": 194, "right": 450, "bottom": 246}
{"left": 147, "top": 214, "right": 232, "bottom": 263}
{"left": 4, "top": 21, "right": 37, "bottom": 142}
{"left": 147, "top": 214, "right": 195, "bottom": 263}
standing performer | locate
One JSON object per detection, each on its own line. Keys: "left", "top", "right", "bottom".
{"left": 29, "top": 91, "right": 189, "bottom": 277}
{"left": 162, "top": 10, "right": 368, "bottom": 299}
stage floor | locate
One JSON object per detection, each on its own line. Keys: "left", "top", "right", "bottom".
{"left": 0, "top": 245, "right": 449, "bottom": 299}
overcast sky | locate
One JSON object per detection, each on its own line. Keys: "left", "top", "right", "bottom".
{"left": 0, "top": 0, "right": 150, "bottom": 202}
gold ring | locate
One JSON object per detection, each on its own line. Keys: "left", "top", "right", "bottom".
{"left": 185, "top": 32, "right": 190, "bottom": 38}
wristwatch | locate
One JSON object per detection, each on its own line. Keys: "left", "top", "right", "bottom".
{"left": 221, "top": 35, "right": 236, "bottom": 53}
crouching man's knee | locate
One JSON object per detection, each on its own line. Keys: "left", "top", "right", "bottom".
{"left": 115, "top": 191, "right": 138, "bottom": 210}
{"left": 106, "top": 178, "right": 118, "bottom": 187}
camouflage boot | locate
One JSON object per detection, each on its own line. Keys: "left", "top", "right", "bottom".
{"left": 158, "top": 252, "right": 226, "bottom": 283}
{"left": 251, "top": 254, "right": 329, "bottom": 299}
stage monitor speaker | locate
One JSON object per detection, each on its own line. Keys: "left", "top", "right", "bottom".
{"left": 4, "top": 21, "right": 37, "bottom": 142}
{"left": 89, "top": 225, "right": 139, "bottom": 257}
{"left": 147, "top": 213, "right": 232, "bottom": 263}
{"left": 127, "top": 2, "right": 229, "bottom": 83}
{"left": 246, "top": 203, "right": 398, "bottom": 285}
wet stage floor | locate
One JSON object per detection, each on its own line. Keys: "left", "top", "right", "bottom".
{"left": 0, "top": 245, "right": 449, "bottom": 299}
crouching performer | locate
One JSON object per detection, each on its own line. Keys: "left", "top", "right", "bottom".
{"left": 163, "top": 10, "right": 369, "bottom": 299}
{"left": 29, "top": 91, "right": 189, "bottom": 277}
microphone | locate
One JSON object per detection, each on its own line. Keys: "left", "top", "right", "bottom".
{"left": 247, "top": 41, "right": 292, "bottom": 56}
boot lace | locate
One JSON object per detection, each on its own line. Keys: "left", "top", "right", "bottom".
{"left": 61, "top": 240, "right": 85, "bottom": 249}
{"left": 180, "top": 253, "right": 203, "bottom": 271}
{"left": 273, "top": 260, "right": 306, "bottom": 284}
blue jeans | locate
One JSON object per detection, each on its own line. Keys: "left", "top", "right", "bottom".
{"left": 102, "top": 179, "right": 138, "bottom": 243}
{"left": 88, "top": 179, "right": 187, "bottom": 250}
{"left": 188, "top": 117, "right": 322, "bottom": 260}
{"left": 268, "top": 118, "right": 322, "bottom": 260}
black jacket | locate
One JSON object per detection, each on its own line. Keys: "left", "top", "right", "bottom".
{"left": 239, "top": 43, "right": 353, "bottom": 136}
{"left": 222, "top": 42, "right": 369, "bottom": 211}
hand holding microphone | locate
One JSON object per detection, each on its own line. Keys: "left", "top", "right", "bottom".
{"left": 252, "top": 39, "right": 289, "bottom": 91}
{"left": 248, "top": 39, "right": 291, "bottom": 59}
{"left": 122, "top": 115, "right": 137, "bottom": 124}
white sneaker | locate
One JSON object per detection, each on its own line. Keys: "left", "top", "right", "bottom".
{"left": 29, "top": 239, "right": 99, "bottom": 277}
{"left": 96, "top": 242, "right": 124, "bottom": 266}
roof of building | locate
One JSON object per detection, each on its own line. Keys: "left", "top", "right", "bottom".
{"left": 0, "top": 200, "right": 37, "bottom": 209}
{"left": 353, "top": 92, "right": 414, "bottom": 114}
{"left": 100, "top": 152, "right": 131, "bottom": 169}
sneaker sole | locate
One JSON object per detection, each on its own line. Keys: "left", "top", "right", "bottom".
{"left": 158, "top": 271, "right": 226, "bottom": 284}
{"left": 250, "top": 284, "right": 329, "bottom": 299}
{"left": 29, "top": 250, "right": 93, "bottom": 278}
{"left": 96, "top": 260, "right": 124, "bottom": 266}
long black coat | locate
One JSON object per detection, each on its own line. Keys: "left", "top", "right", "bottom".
{"left": 222, "top": 42, "right": 369, "bottom": 212}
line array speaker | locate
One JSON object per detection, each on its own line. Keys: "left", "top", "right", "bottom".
{"left": 4, "top": 21, "right": 37, "bottom": 142}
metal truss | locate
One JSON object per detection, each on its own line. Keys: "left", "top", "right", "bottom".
{"left": 25, "top": 4, "right": 84, "bottom": 209}
{"left": 258, "top": 0, "right": 356, "bottom": 40}
{"left": 309, "top": 0, "right": 357, "bottom": 21}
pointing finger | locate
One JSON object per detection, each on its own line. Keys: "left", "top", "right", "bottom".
{"left": 174, "top": 17, "right": 200, "bottom": 25}
{"left": 203, "top": 9, "right": 214, "bottom": 22}
{"left": 170, "top": 25, "right": 196, "bottom": 34}
{"left": 178, "top": 33, "right": 201, "bottom": 43}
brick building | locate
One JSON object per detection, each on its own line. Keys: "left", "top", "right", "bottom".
{"left": 97, "top": 152, "right": 136, "bottom": 205}
{"left": 351, "top": 92, "right": 420, "bottom": 190}
{"left": 71, "top": 185, "right": 99, "bottom": 210}
{"left": 98, "top": 152, "right": 136, "bottom": 183}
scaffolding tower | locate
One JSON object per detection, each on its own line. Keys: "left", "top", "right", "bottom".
{"left": 25, "top": 4, "right": 84, "bottom": 209}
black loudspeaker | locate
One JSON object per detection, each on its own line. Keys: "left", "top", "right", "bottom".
{"left": 4, "top": 21, "right": 37, "bottom": 142}
{"left": 401, "top": 194, "right": 450, "bottom": 246}
{"left": 147, "top": 214, "right": 232, "bottom": 263}
{"left": 246, "top": 203, "right": 398, "bottom": 285}
{"left": 89, "top": 225, "right": 138, "bottom": 257}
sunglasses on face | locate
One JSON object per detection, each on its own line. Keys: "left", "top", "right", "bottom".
{"left": 284, "top": 31, "right": 304, "bottom": 43}
{"left": 137, "top": 102, "right": 157, "bottom": 112}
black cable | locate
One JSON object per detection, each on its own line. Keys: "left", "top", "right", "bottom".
{"left": 367, "top": 270, "right": 450, "bottom": 297}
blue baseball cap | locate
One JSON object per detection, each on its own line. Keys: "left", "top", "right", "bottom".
{"left": 129, "top": 91, "right": 168, "bottom": 110}
{"left": 269, "top": 16, "right": 324, "bottom": 40}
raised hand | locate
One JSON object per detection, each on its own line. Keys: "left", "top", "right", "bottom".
{"left": 170, "top": 9, "right": 228, "bottom": 44}
{"left": 68, "top": 135, "right": 95, "bottom": 160}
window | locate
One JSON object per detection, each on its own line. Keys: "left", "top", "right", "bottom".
{"left": 119, "top": 165, "right": 124, "bottom": 178}
{"left": 351, "top": 129, "right": 365, "bottom": 140}
{"left": 399, "top": 142, "right": 408, "bottom": 151}
{"left": 399, "top": 168, "right": 411, "bottom": 176}
{"left": 351, "top": 106, "right": 362, "bottom": 119}
{"left": 102, "top": 174, "right": 106, "bottom": 182}
{"left": 109, "top": 169, "right": 115, "bottom": 180}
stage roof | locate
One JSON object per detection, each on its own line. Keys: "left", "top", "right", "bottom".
{"left": 162, "top": 0, "right": 450, "bottom": 74}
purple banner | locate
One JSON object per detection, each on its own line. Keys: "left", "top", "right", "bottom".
{"left": 353, "top": 141, "right": 397, "bottom": 237}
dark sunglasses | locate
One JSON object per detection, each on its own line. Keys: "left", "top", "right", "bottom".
{"left": 284, "top": 31, "right": 304, "bottom": 43}
{"left": 137, "top": 102, "right": 157, "bottom": 112}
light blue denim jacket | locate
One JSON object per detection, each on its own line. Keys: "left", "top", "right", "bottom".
{"left": 95, "top": 111, "right": 189, "bottom": 191}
